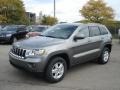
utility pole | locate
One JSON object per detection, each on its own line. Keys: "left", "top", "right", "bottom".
{"left": 3, "top": 7, "right": 7, "bottom": 17}
{"left": 54, "top": 0, "right": 56, "bottom": 18}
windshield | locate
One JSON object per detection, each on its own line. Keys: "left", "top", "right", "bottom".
{"left": 2, "top": 26, "right": 17, "bottom": 32}
{"left": 27, "top": 26, "right": 47, "bottom": 32}
{"left": 32, "top": 27, "right": 46, "bottom": 32}
{"left": 41, "top": 24, "right": 78, "bottom": 39}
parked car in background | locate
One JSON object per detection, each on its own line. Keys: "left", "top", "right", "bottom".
{"left": 0, "top": 25, "right": 2, "bottom": 31}
{"left": 9, "top": 23, "right": 112, "bottom": 83}
{"left": 0, "top": 25, "right": 27, "bottom": 44}
{"left": 26, "top": 25, "right": 49, "bottom": 38}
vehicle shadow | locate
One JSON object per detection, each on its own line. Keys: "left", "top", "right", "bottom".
{"left": 9, "top": 68, "right": 48, "bottom": 85}
{"left": 9, "top": 60, "right": 98, "bottom": 85}
{"left": 0, "top": 43, "right": 11, "bottom": 45}
{"left": 67, "top": 61, "right": 98, "bottom": 74}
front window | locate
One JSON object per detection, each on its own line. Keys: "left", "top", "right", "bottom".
{"left": 77, "top": 27, "right": 89, "bottom": 37}
{"left": 41, "top": 24, "right": 78, "bottom": 39}
{"left": 89, "top": 26, "right": 100, "bottom": 37}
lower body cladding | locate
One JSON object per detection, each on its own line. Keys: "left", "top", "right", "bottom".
{"left": 9, "top": 52, "right": 47, "bottom": 72}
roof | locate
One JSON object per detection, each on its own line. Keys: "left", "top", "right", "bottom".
{"left": 57, "top": 23, "right": 84, "bottom": 26}
{"left": 58, "top": 22, "right": 105, "bottom": 26}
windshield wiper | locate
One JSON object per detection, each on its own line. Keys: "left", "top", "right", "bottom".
{"left": 44, "top": 35, "right": 57, "bottom": 38}
{"left": 45, "top": 35, "right": 65, "bottom": 39}
{"left": 38, "top": 35, "right": 56, "bottom": 38}
{"left": 39, "top": 34, "right": 45, "bottom": 36}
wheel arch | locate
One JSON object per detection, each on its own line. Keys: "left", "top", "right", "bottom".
{"left": 104, "top": 43, "right": 112, "bottom": 52}
{"left": 44, "top": 52, "right": 71, "bottom": 72}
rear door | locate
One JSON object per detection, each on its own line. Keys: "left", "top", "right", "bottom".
{"left": 99, "top": 26, "right": 110, "bottom": 42}
{"left": 88, "top": 26, "right": 102, "bottom": 60}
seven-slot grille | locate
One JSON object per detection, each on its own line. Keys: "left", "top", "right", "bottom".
{"left": 12, "top": 46, "right": 26, "bottom": 58}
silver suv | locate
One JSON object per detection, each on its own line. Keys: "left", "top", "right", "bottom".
{"left": 9, "top": 23, "right": 112, "bottom": 83}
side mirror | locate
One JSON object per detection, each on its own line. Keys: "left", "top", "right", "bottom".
{"left": 74, "top": 34, "right": 85, "bottom": 41}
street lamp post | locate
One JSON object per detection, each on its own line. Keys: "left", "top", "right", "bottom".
{"left": 2, "top": 7, "right": 7, "bottom": 17}
{"left": 54, "top": 0, "right": 56, "bottom": 18}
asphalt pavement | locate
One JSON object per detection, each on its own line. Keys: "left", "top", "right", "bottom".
{"left": 0, "top": 40, "right": 120, "bottom": 90}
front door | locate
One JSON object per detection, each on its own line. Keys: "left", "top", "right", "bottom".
{"left": 70, "top": 27, "right": 93, "bottom": 65}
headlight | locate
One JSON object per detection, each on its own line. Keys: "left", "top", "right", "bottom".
{"left": 0, "top": 34, "right": 6, "bottom": 37}
{"left": 26, "top": 34, "right": 29, "bottom": 38}
{"left": 25, "top": 49, "right": 45, "bottom": 57}
{"left": 0, "top": 35, "right": 4, "bottom": 37}
{"left": 6, "top": 34, "right": 12, "bottom": 37}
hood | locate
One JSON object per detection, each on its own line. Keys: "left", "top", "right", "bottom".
{"left": 14, "top": 36, "right": 65, "bottom": 49}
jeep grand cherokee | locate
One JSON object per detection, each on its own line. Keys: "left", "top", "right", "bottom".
{"left": 9, "top": 23, "right": 112, "bottom": 83}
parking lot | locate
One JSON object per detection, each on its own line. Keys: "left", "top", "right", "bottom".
{"left": 0, "top": 40, "right": 120, "bottom": 90}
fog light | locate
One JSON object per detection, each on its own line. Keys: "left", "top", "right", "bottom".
{"left": 28, "top": 63, "right": 36, "bottom": 68}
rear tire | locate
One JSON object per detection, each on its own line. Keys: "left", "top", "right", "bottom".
{"left": 98, "top": 47, "right": 110, "bottom": 64}
{"left": 45, "top": 57, "right": 67, "bottom": 83}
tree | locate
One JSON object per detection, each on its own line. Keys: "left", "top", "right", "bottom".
{"left": 41, "top": 15, "right": 58, "bottom": 25}
{"left": 80, "top": 0, "right": 114, "bottom": 23}
{"left": 0, "top": 15, "right": 7, "bottom": 24}
{"left": 0, "top": 0, "right": 28, "bottom": 24}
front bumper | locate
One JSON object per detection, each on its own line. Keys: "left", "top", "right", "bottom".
{"left": 0, "top": 37, "right": 11, "bottom": 43}
{"left": 9, "top": 52, "right": 46, "bottom": 72}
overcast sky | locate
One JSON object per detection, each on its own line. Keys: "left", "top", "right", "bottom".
{"left": 22, "top": 0, "right": 120, "bottom": 22}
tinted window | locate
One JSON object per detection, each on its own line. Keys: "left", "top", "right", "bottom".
{"left": 89, "top": 26, "right": 100, "bottom": 37}
{"left": 27, "top": 26, "right": 46, "bottom": 32}
{"left": 17, "top": 27, "right": 26, "bottom": 32}
{"left": 32, "top": 27, "right": 46, "bottom": 32}
{"left": 99, "top": 27, "right": 108, "bottom": 35}
{"left": 78, "top": 27, "right": 89, "bottom": 37}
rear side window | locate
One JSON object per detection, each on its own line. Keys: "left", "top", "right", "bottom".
{"left": 89, "top": 26, "right": 100, "bottom": 37}
{"left": 99, "top": 26, "right": 108, "bottom": 35}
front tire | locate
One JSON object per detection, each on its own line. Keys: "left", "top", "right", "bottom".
{"left": 45, "top": 57, "right": 67, "bottom": 83}
{"left": 98, "top": 47, "right": 110, "bottom": 64}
